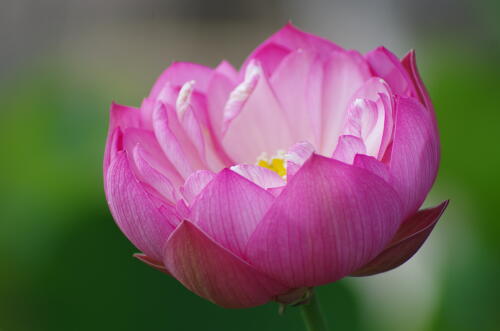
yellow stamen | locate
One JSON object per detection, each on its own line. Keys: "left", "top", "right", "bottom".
{"left": 257, "top": 152, "right": 287, "bottom": 178}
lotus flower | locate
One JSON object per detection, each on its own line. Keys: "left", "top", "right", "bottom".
{"left": 104, "top": 23, "right": 448, "bottom": 308}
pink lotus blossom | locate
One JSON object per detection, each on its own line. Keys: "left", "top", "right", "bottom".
{"left": 104, "top": 23, "right": 448, "bottom": 308}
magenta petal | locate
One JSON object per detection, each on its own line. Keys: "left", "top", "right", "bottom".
{"left": 388, "top": 96, "right": 440, "bottom": 216}
{"left": 365, "top": 47, "right": 415, "bottom": 97}
{"left": 133, "top": 253, "right": 170, "bottom": 275}
{"left": 401, "top": 50, "right": 434, "bottom": 112}
{"left": 163, "top": 221, "right": 288, "bottom": 308}
{"left": 351, "top": 200, "right": 448, "bottom": 276}
{"left": 190, "top": 169, "right": 274, "bottom": 256}
{"left": 105, "top": 152, "right": 179, "bottom": 262}
{"left": 353, "top": 154, "right": 390, "bottom": 182}
{"left": 246, "top": 154, "right": 403, "bottom": 288}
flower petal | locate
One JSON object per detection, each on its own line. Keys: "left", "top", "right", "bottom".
{"left": 365, "top": 47, "right": 415, "bottom": 97}
{"left": 163, "top": 221, "right": 288, "bottom": 308}
{"left": 246, "top": 154, "right": 403, "bottom": 288}
{"left": 351, "top": 200, "right": 448, "bottom": 276}
{"left": 321, "top": 51, "right": 371, "bottom": 154}
{"left": 245, "top": 23, "right": 342, "bottom": 62}
{"left": 387, "top": 96, "right": 440, "bottom": 216}
{"left": 152, "top": 104, "right": 204, "bottom": 178}
{"left": 133, "top": 253, "right": 170, "bottom": 275}
{"left": 190, "top": 169, "right": 274, "bottom": 256}
{"left": 401, "top": 50, "right": 434, "bottom": 112}
{"left": 270, "top": 49, "right": 323, "bottom": 145}
{"left": 244, "top": 43, "right": 290, "bottom": 77}
{"left": 284, "top": 141, "right": 315, "bottom": 178}
{"left": 105, "top": 152, "right": 179, "bottom": 262}
{"left": 122, "top": 128, "right": 183, "bottom": 187}
{"left": 230, "top": 164, "right": 285, "bottom": 189}
{"left": 180, "top": 170, "right": 216, "bottom": 205}
{"left": 353, "top": 154, "right": 390, "bottom": 182}
{"left": 332, "top": 135, "right": 367, "bottom": 164}
{"left": 149, "top": 62, "right": 213, "bottom": 99}
{"left": 215, "top": 60, "right": 238, "bottom": 83}
{"left": 222, "top": 62, "right": 293, "bottom": 164}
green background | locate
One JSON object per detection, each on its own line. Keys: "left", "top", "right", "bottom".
{"left": 1, "top": 1, "right": 499, "bottom": 330}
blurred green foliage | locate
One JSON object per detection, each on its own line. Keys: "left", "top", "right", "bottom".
{"left": 1, "top": 26, "right": 500, "bottom": 331}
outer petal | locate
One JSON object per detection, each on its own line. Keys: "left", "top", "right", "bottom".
{"left": 401, "top": 50, "right": 434, "bottom": 112}
{"left": 365, "top": 47, "right": 416, "bottom": 97}
{"left": 351, "top": 200, "right": 449, "bottom": 276}
{"left": 104, "top": 103, "right": 140, "bottom": 176}
{"left": 105, "top": 152, "right": 179, "bottom": 262}
{"left": 149, "top": 62, "right": 213, "bottom": 99}
{"left": 387, "top": 97, "right": 440, "bottom": 216}
{"left": 133, "top": 253, "right": 170, "bottom": 275}
{"left": 246, "top": 154, "right": 403, "bottom": 288}
{"left": 163, "top": 221, "right": 288, "bottom": 308}
{"left": 189, "top": 169, "right": 274, "bottom": 257}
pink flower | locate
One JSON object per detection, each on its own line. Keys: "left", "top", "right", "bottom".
{"left": 104, "top": 23, "right": 448, "bottom": 308}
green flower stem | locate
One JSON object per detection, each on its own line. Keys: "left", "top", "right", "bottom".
{"left": 300, "top": 292, "right": 329, "bottom": 331}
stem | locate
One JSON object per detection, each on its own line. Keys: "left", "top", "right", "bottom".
{"left": 300, "top": 292, "right": 329, "bottom": 331}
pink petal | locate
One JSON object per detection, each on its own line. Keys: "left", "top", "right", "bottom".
{"left": 230, "top": 164, "right": 285, "bottom": 189}
{"left": 332, "top": 135, "right": 367, "bottom": 164}
{"left": 152, "top": 104, "right": 204, "bottom": 178}
{"left": 215, "top": 60, "right": 238, "bottom": 83}
{"left": 269, "top": 49, "right": 323, "bottom": 145}
{"left": 401, "top": 50, "right": 434, "bottom": 112}
{"left": 365, "top": 47, "right": 416, "bottom": 97}
{"left": 189, "top": 169, "right": 274, "bottom": 257}
{"left": 163, "top": 221, "right": 288, "bottom": 308}
{"left": 149, "top": 62, "right": 213, "bottom": 99}
{"left": 104, "top": 103, "right": 141, "bottom": 175}
{"left": 133, "top": 253, "right": 170, "bottom": 275}
{"left": 321, "top": 51, "right": 371, "bottom": 155}
{"left": 180, "top": 170, "right": 216, "bottom": 205}
{"left": 130, "top": 144, "right": 178, "bottom": 203}
{"left": 105, "top": 152, "right": 179, "bottom": 262}
{"left": 243, "top": 43, "right": 290, "bottom": 77}
{"left": 346, "top": 78, "right": 394, "bottom": 158}
{"left": 246, "top": 154, "right": 403, "bottom": 288}
{"left": 222, "top": 63, "right": 293, "bottom": 164}
{"left": 387, "top": 96, "right": 440, "bottom": 216}
{"left": 122, "top": 128, "right": 183, "bottom": 187}
{"left": 245, "top": 23, "right": 342, "bottom": 62}
{"left": 351, "top": 200, "right": 448, "bottom": 276}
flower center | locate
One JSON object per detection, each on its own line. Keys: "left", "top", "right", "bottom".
{"left": 257, "top": 151, "right": 287, "bottom": 178}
